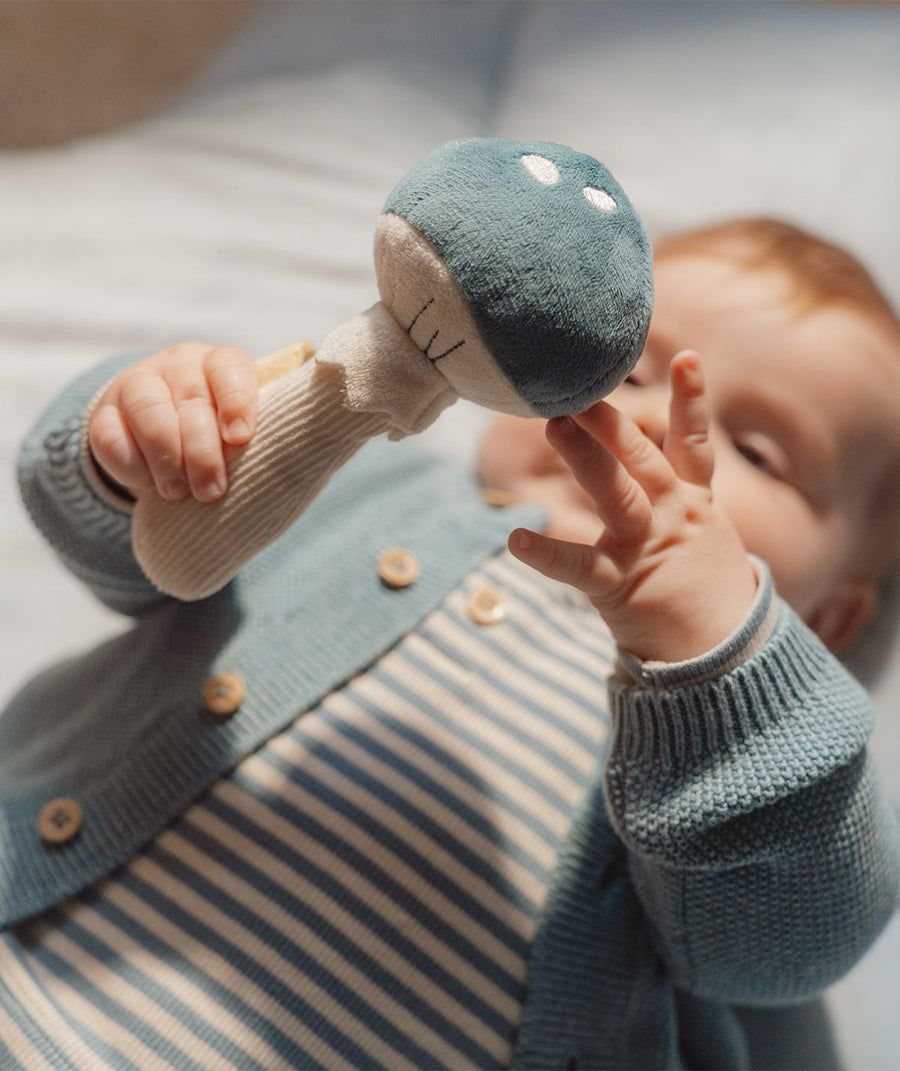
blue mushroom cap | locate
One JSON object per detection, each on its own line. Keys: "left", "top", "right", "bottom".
{"left": 382, "top": 138, "right": 653, "bottom": 417}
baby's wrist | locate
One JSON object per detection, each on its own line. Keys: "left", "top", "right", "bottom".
{"left": 615, "top": 557, "right": 777, "bottom": 689}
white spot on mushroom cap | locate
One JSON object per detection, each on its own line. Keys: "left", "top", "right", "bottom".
{"left": 521, "top": 154, "right": 560, "bottom": 185}
{"left": 583, "top": 186, "right": 617, "bottom": 211}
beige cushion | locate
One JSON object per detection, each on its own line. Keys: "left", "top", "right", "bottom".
{"left": 0, "top": 0, "right": 254, "bottom": 148}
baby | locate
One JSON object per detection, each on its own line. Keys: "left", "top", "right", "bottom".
{"left": 2, "top": 218, "right": 899, "bottom": 1071}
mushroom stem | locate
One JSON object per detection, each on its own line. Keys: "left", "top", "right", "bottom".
{"left": 132, "top": 356, "right": 390, "bottom": 601}
{"left": 132, "top": 303, "right": 458, "bottom": 600}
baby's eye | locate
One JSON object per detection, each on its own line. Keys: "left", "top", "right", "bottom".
{"left": 622, "top": 351, "right": 659, "bottom": 388}
{"left": 735, "top": 439, "right": 781, "bottom": 478}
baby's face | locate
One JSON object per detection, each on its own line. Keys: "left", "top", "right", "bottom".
{"left": 478, "top": 252, "right": 900, "bottom": 643}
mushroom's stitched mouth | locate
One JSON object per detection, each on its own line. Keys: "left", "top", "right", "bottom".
{"left": 374, "top": 211, "right": 535, "bottom": 417}
{"left": 405, "top": 296, "right": 466, "bottom": 363}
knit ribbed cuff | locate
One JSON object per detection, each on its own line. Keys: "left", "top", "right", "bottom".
{"left": 606, "top": 593, "right": 871, "bottom": 789}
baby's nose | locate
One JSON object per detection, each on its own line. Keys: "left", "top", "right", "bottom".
{"left": 613, "top": 384, "right": 669, "bottom": 448}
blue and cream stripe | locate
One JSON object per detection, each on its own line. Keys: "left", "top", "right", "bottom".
{"left": 1, "top": 553, "right": 613, "bottom": 1070}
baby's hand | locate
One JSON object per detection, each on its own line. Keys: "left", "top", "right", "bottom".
{"left": 89, "top": 342, "right": 258, "bottom": 502}
{"left": 509, "top": 352, "right": 758, "bottom": 663}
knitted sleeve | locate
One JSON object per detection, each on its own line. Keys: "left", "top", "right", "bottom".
{"left": 605, "top": 586, "right": 900, "bottom": 1005}
{"left": 16, "top": 353, "right": 164, "bottom": 616}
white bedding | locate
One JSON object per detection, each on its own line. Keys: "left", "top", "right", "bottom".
{"left": 2, "top": 3, "right": 898, "bottom": 1066}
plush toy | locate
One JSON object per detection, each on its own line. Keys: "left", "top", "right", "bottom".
{"left": 131, "top": 138, "right": 654, "bottom": 599}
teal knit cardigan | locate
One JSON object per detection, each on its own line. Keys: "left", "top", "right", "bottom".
{"left": 3, "top": 355, "right": 899, "bottom": 1070}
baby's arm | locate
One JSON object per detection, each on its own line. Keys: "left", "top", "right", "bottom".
{"left": 604, "top": 589, "right": 899, "bottom": 1002}
{"left": 511, "top": 354, "right": 900, "bottom": 1001}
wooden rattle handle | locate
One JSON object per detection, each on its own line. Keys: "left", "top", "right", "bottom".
{"left": 131, "top": 345, "right": 389, "bottom": 601}
{"left": 254, "top": 340, "right": 316, "bottom": 387}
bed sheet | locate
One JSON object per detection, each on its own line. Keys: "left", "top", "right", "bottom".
{"left": 1, "top": 3, "right": 897, "bottom": 1067}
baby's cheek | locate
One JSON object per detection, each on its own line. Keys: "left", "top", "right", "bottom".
{"left": 714, "top": 463, "right": 842, "bottom": 616}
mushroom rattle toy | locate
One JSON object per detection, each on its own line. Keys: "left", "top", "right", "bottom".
{"left": 132, "top": 138, "right": 654, "bottom": 599}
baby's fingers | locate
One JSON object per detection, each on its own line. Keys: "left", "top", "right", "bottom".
{"left": 89, "top": 402, "right": 153, "bottom": 496}
{"left": 508, "top": 528, "right": 616, "bottom": 599}
{"left": 166, "top": 352, "right": 231, "bottom": 502}
{"left": 547, "top": 414, "right": 653, "bottom": 544}
{"left": 663, "top": 351, "right": 714, "bottom": 487}
{"left": 116, "top": 369, "right": 188, "bottom": 500}
{"left": 204, "top": 345, "right": 258, "bottom": 444}
{"left": 168, "top": 344, "right": 257, "bottom": 500}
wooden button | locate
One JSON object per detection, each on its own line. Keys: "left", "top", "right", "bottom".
{"left": 467, "top": 585, "right": 507, "bottom": 625}
{"left": 481, "top": 487, "right": 518, "bottom": 508}
{"left": 38, "top": 798, "right": 82, "bottom": 845}
{"left": 202, "top": 672, "right": 246, "bottom": 717}
{"left": 378, "top": 547, "right": 420, "bottom": 589}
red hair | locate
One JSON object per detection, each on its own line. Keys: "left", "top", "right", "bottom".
{"left": 655, "top": 217, "right": 900, "bottom": 340}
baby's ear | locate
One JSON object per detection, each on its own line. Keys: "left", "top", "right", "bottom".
{"left": 808, "top": 580, "right": 878, "bottom": 654}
